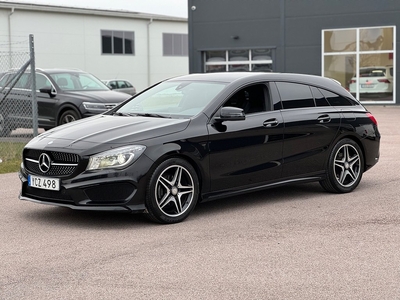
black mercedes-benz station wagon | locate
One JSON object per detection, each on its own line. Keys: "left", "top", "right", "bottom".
{"left": 19, "top": 72, "right": 380, "bottom": 224}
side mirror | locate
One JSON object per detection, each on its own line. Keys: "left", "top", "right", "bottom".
{"left": 39, "top": 86, "right": 57, "bottom": 98}
{"left": 214, "top": 106, "right": 245, "bottom": 123}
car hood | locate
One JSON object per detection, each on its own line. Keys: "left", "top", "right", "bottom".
{"left": 61, "top": 90, "right": 131, "bottom": 103}
{"left": 27, "top": 115, "right": 191, "bottom": 152}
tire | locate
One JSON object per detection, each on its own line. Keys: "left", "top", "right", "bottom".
{"left": 320, "top": 138, "right": 364, "bottom": 193}
{"left": 145, "top": 158, "right": 199, "bottom": 224}
{"left": 0, "top": 112, "right": 12, "bottom": 137}
{"left": 59, "top": 109, "right": 80, "bottom": 125}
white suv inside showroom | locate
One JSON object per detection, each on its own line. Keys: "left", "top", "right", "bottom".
{"left": 349, "top": 66, "right": 393, "bottom": 96}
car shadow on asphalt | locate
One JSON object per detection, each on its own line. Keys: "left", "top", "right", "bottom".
{"left": 22, "top": 182, "right": 327, "bottom": 228}
{"left": 192, "top": 182, "right": 326, "bottom": 217}
{"left": 22, "top": 206, "right": 154, "bottom": 228}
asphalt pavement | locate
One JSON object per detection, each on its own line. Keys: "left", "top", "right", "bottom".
{"left": 0, "top": 106, "right": 399, "bottom": 299}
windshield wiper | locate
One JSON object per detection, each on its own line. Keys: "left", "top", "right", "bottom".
{"left": 113, "top": 112, "right": 131, "bottom": 116}
{"left": 113, "top": 112, "right": 170, "bottom": 118}
{"left": 135, "top": 113, "right": 170, "bottom": 118}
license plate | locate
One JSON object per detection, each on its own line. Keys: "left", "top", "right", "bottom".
{"left": 361, "top": 84, "right": 374, "bottom": 88}
{"left": 28, "top": 174, "right": 60, "bottom": 191}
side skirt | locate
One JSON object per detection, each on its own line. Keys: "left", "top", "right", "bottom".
{"left": 200, "top": 175, "right": 324, "bottom": 203}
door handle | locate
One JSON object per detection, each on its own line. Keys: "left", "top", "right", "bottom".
{"left": 263, "top": 118, "right": 279, "bottom": 127}
{"left": 317, "top": 114, "right": 331, "bottom": 123}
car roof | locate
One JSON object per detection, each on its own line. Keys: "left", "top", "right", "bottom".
{"left": 167, "top": 72, "right": 344, "bottom": 94}
{"left": 103, "top": 79, "right": 131, "bottom": 82}
{"left": 36, "top": 68, "right": 86, "bottom": 74}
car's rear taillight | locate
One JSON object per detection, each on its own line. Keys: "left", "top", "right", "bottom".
{"left": 366, "top": 112, "right": 378, "bottom": 125}
{"left": 349, "top": 79, "right": 356, "bottom": 84}
{"left": 378, "top": 79, "right": 390, "bottom": 83}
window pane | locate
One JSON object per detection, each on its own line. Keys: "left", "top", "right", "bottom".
{"left": 324, "top": 29, "right": 356, "bottom": 53}
{"left": 324, "top": 54, "right": 356, "bottom": 90}
{"left": 124, "top": 32, "right": 134, "bottom": 54}
{"left": 163, "top": 33, "right": 188, "bottom": 56}
{"left": 36, "top": 74, "right": 51, "bottom": 90}
{"left": 310, "top": 86, "right": 330, "bottom": 107}
{"left": 101, "top": 30, "right": 112, "bottom": 54}
{"left": 224, "top": 84, "right": 267, "bottom": 114}
{"left": 229, "top": 64, "right": 249, "bottom": 72}
{"left": 276, "top": 82, "right": 315, "bottom": 109}
{"left": 114, "top": 31, "right": 123, "bottom": 54}
{"left": 206, "top": 51, "right": 226, "bottom": 62}
{"left": 251, "top": 49, "right": 272, "bottom": 61}
{"left": 229, "top": 50, "right": 248, "bottom": 61}
{"left": 182, "top": 34, "right": 188, "bottom": 56}
{"left": 205, "top": 65, "right": 226, "bottom": 73}
{"left": 163, "top": 33, "right": 173, "bottom": 56}
{"left": 173, "top": 34, "right": 183, "bottom": 56}
{"left": 356, "top": 53, "right": 394, "bottom": 102}
{"left": 319, "top": 89, "right": 354, "bottom": 106}
{"left": 251, "top": 64, "right": 273, "bottom": 72}
{"left": 360, "top": 27, "right": 394, "bottom": 51}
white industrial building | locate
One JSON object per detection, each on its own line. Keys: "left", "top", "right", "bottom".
{"left": 0, "top": 2, "right": 188, "bottom": 92}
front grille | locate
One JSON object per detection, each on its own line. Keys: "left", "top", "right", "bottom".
{"left": 24, "top": 149, "right": 80, "bottom": 177}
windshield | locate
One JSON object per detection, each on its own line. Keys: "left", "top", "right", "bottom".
{"left": 49, "top": 72, "right": 109, "bottom": 91}
{"left": 115, "top": 80, "right": 227, "bottom": 118}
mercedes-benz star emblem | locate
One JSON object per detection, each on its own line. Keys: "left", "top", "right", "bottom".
{"left": 38, "top": 153, "right": 51, "bottom": 173}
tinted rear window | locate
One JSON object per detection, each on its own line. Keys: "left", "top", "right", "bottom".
{"left": 276, "top": 82, "right": 315, "bottom": 109}
{"left": 310, "top": 87, "right": 330, "bottom": 107}
{"left": 319, "top": 88, "right": 355, "bottom": 106}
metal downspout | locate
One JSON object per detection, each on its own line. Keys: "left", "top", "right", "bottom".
{"left": 8, "top": 7, "right": 15, "bottom": 69}
{"left": 147, "top": 18, "right": 153, "bottom": 87}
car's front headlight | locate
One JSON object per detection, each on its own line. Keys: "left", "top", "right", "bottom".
{"left": 86, "top": 145, "right": 146, "bottom": 170}
{"left": 83, "top": 102, "right": 107, "bottom": 111}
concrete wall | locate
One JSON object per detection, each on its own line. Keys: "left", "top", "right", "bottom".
{"left": 188, "top": 0, "right": 400, "bottom": 104}
{"left": 189, "top": 0, "right": 400, "bottom": 73}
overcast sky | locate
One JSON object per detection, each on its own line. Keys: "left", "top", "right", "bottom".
{"left": 2, "top": 0, "right": 188, "bottom": 18}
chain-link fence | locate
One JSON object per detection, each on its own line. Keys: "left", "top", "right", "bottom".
{"left": 0, "top": 34, "right": 37, "bottom": 170}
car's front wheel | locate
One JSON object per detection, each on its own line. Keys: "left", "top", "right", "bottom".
{"left": 320, "top": 138, "right": 364, "bottom": 193}
{"left": 145, "top": 158, "right": 199, "bottom": 224}
{"left": 59, "top": 109, "right": 80, "bottom": 125}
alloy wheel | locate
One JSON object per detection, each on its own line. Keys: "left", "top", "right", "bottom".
{"left": 155, "top": 164, "right": 195, "bottom": 217}
{"left": 333, "top": 144, "right": 361, "bottom": 188}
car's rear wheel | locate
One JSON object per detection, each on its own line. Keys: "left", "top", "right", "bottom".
{"left": 59, "top": 110, "right": 80, "bottom": 125}
{"left": 320, "top": 138, "right": 364, "bottom": 193}
{"left": 0, "top": 112, "right": 12, "bottom": 137}
{"left": 145, "top": 158, "right": 199, "bottom": 224}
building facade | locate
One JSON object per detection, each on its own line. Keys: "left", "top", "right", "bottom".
{"left": 188, "top": 0, "right": 398, "bottom": 105}
{"left": 0, "top": 2, "right": 188, "bottom": 92}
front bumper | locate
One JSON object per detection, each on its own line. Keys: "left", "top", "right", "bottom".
{"left": 18, "top": 154, "right": 153, "bottom": 212}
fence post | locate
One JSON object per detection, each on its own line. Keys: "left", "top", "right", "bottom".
{"left": 29, "top": 34, "right": 38, "bottom": 137}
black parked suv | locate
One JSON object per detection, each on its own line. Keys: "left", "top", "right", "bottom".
{"left": 0, "top": 68, "right": 130, "bottom": 136}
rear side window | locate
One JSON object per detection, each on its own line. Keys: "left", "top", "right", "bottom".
{"left": 124, "top": 81, "right": 133, "bottom": 88}
{"left": 319, "top": 88, "right": 355, "bottom": 106}
{"left": 276, "top": 82, "right": 315, "bottom": 109}
{"left": 310, "top": 86, "right": 330, "bottom": 107}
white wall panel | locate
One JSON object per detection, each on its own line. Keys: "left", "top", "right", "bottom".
{"left": 0, "top": 6, "right": 188, "bottom": 92}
